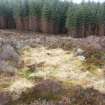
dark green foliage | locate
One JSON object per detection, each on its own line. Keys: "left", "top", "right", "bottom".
{"left": 58, "top": 1, "right": 69, "bottom": 32}
{"left": 0, "top": 0, "right": 105, "bottom": 35}
{"left": 13, "top": 0, "right": 29, "bottom": 17}
{"left": 41, "top": 0, "right": 69, "bottom": 33}
{"left": 41, "top": 0, "right": 52, "bottom": 21}
{"left": 0, "top": 0, "right": 10, "bottom": 16}
{"left": 29, "top": 0, "right": 43, "bottom": 17}
{"left": 66, "top": 3, "right": 78, "bottom": 29}
{"left": 66, "top": 1, "right": 105, "bottom": 37}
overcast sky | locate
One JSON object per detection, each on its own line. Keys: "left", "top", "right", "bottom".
{"left": 62, "top": 0, "right": 105, "bottom": 3}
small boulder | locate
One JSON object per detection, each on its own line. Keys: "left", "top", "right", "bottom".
{"left": 0, "top": 92, "right": 12, "bottom": 105}
{"left": 0, "top": 60, "right": 17, "bottom": 74}
{"left": 34, "top": 79, "right": 62, "bottom": 94}
{"left": 75, "top": 48, "right": 85, "bottom": 56}
{"left": 0, "top": 44, "right": 20, "bottom": 65}
{"left": 0, "top": 44, "right": 21, "bottom": 74}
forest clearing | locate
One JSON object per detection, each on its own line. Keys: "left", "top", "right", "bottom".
{"left": 0, "top": 0, "right": 105, "bottom": 105}
{"left": 0, "top": 29, "right": 104, "bottom": 105}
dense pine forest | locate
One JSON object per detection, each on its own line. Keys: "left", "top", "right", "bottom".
{"left": 0, "top": 0, "right": 105, "bottom": 37}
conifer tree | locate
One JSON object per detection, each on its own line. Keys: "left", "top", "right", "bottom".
{"left": 66, "top": 3, "right": 78, "bottom": 37}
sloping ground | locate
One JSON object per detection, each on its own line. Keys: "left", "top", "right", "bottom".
{"left": 0, "top": 30, "right": 105, "bottom": 105}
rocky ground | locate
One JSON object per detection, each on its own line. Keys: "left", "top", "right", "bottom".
{"left": 0, "top": 29, "right": 105, "bottom": 105}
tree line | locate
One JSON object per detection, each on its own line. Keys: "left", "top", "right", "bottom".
{"left": 0, "top": 0, "right": 105, "bottom": 37}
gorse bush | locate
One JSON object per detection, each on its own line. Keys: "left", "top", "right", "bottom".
{"left": 0, "top": 0, "right": 105, "bottom": 36}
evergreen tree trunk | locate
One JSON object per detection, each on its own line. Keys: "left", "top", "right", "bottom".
{"left": 15, "top": 17, "right": 24, "bottom": 30}
{"left": 95, "top": 24, "right": 99, "bottom": 36}
{"left": 88, "top": 24, "right": 92, "bottom": 35}
{"left": 49, "top": 20, "right": 54, "bottom": 34}
{"left": 29, "top": 16, "right": 41, "bottom": 32}
{"left": 23, "top": 16, "right": 29, "bottom": 31}
{"left": 99, "top": 24, "right": 104, "bottom": 36}
{"left": 86, "top": 24, "right": 90, "bottom": 37}
{"left": 81, "top": 24, "right": 86, "bottom": 37}
{"left": 41, "top": 19, "right": 49, "bottom": 33}
{"left": 68, "top": 28, "right": 77, "bottom": 37}
{"left": 0, "top": 16, "right": 7, "bottom": 29}
{"left": 7, "top": 16, "right": 16, "bottom": 29}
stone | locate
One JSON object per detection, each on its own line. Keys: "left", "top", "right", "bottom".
{"left": 0, "top": 44, "right": 20, "bottom": 65}
{"left": 75, "top": 48, "right": 85, "bottom": 56}
{"left": 0, "top": 60, "right": 17, "bottom": 74}
{"left": 0, "top": 92, "right": 12, "bottom": 105}
{"left": 77, "top": 55, "right": 86, "bottom": 61}
{"left": 0, "top": 44, "right": 21, "bottom": 74}
{"left": 99, "top": 37, "right": 105, "bottom": 48}
{"left": 33, "top": 79, "right": 63, "bottom": 94}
